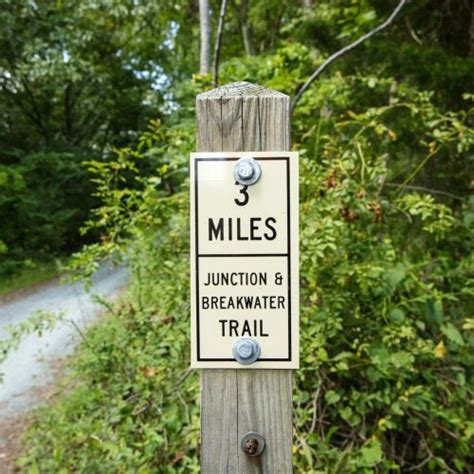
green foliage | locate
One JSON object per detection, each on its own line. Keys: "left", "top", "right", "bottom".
{"left": 0, "top": 309, "right": 65, "bottom": 383}
{"left": 0, "top": 259, "right": 62, "bottom": 297}
{"left": 0, "top": 0, "right": 197, "bottom": 282}
{"left": 293, "top": 92, "right": 473, "bottom": 471}
{"left": 0, "top": 151, "right": 96, "bottom": 277}
{"left": 16, "top": 62, "right": 474, "bottom": 471}
{"left": 3, "top": 0, "right": 473, "bottom": 472}
{"left": 17, "top": 254, "right": 199, "bottom": 472}
{"left": 0, "top": 0, "right": 183, "bottom": 151}
{"left": 15, "top": 119, "right": 197, "bottom": 472}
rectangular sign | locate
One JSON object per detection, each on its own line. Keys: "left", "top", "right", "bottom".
{"left": 190, "top": 152, "right": 299, "bottom": 369}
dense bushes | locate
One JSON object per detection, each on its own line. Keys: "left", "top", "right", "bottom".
{"left": 0, "top": 151, "right": 97, "bottom": 277}
{"left": 0, "top": 152, "right": 98, "bottom": 277}
{"left": 294, "top": 84, "right": 473, "bottom": 471}
{"left": 14, "top": 62, "right": 473, "bottom": 471}
{"left": 4, "top": 0, "right": 473, "bottom": 471}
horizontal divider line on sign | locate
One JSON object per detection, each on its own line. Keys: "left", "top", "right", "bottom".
{"left": 197, "top": 358, "right": 292, "bottom": 362}
{"left": 197, "top": 253, "right": 289, "bottom": 257}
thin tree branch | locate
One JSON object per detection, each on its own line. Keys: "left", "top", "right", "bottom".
{"left": 406, "top": 455, "right": 433, "bottom": 472}
{"left": 385, "top": 182, "right": 465, "bottom": 201}
{"left": 172, "top": 368, "right": 193, "bottom": 390}
{"left": 212, "top": 0, "right": 228, "bottom": 87}
{"left": 309, "top": 383, "right": 322, "bottom": 433}
{"left": 404, "top": 16, "right": 422, "bottom": 45}
{"left": 291, "top": 0, "right": 409, "bottom": 113}
{"left": 394, "top": 146, "right": 438, "bottom": 197}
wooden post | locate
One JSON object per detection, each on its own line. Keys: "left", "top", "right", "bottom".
{"left": 196, "top": 82, "right": 293, "bottom": 473}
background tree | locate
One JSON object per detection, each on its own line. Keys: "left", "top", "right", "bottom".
{"left": 0, "top": 0, "right": 196, "bottom": 275}
{"left": 199, "top": 0, "right": 211, "bottom": 74}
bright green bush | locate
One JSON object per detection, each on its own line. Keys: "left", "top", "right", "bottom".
{"left": 293, "top": 85, "right": 473, "bottom": 472}
{"left": 15, "top": 65, "right": 473, "bottom": 472}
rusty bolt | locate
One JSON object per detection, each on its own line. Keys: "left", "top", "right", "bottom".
{"left": 240, "top": 432, "right": 265, "bottom": 457}
{"left": 244, "top": 438, "right": 259, "bottom": 456}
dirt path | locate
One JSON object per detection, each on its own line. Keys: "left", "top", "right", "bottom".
{"left": 0, "top": 265, "right": 128, "bottom": 472}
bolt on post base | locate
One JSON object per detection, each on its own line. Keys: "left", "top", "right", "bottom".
{"left": 240, "top": 432, "right": 266, "bottom": 457}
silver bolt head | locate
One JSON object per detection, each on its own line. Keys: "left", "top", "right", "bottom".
{"left": 233, "top": 157, "right": 261, "bottom": 186}
{"left": 237, "top": 161, "right": 254, "bottom": 179}
{"left": 232, "top": 337, "right": 261, "bottom": 365}
{"left": 237, "top": 341, "right": 253, "bottom": 358}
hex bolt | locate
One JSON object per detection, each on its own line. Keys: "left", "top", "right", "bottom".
{"left": 240, "top": 432, "right": 265, "bottom": 457}
{"left": 237, "top": 161, "right": 254, "bottom": 179}
{"left": 232, "top": 338, "right": 261, "bottom": 365}
{"left": 233, "top": 157, "right": 262, "bottom": 186}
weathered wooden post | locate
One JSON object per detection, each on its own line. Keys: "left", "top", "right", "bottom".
{"left": 191, "top": 82, "right": 298, "bottom": 473}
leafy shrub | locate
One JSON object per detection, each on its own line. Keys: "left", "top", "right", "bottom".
{"left": 0, "top": 150, "right": 96, "bottom": 277}
{"left": 15, "top": 68, "right": 474, "bottom": 472}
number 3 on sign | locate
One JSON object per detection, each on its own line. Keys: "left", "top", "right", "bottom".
{"left": 234, "top": 182, "right": 249, "bottom": 206}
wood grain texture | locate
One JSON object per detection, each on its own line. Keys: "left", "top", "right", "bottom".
{"left": 197, "top": 81, "right": 293, "bottom": 473}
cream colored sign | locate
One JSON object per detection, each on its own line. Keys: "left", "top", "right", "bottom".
{"left": 190, "top": 152, "right": 299, "bottom": 369}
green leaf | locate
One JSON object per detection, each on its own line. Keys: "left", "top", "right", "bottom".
{"left": 464, "top": 211, "right": 474, "bottom": 228}
{"left": 385, "top": 264, "right": 406, "bottom": 290}
{"left": 390, "top": 351, "right": 414, "bottom": 368}
{"left": 299, "top": 437, "right": 313, "bottom": 467}
{"left": 389, "top": 308, "right": 405, "bottom": 324}
{"left": 317, "top": 347, "right": 329, "bottom": 361}
{"left": 360, "top": 439, "right": 383, "bottom": 465}
{"left": 340, "top": 406, "right": 352, "bottom": 420}
{"left": 325, "top": 390, "right": 341, "bottom": 405}
{"left": 425, "top": 298, "right": 444, "bottom": 325}
{"left": 441, "top": 323, "right": 465, "bottom": 346}
{"left": 465, "top": 421, "right": 474, "bottom": 439}
{"left": 370, "top": 347, "right": 390, "bottom": 368}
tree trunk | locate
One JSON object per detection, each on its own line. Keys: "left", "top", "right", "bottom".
{"left": 302, "top": 0, "right": 312, "bottom": 9}
{"left": 238, "top": 0, "right": 255, "bottom": 56}
{"left": 199, "top": 0, "right": 211, "bottom": 74}
{"left": 470, "top": 2, "right": 474, "bottom": 57}
{"left": 212, "top": 0, "right": 228, "bottom": 87}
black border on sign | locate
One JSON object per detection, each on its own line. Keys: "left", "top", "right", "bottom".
{"left": 194, "top": 157, "right": 292, "bottom": 362}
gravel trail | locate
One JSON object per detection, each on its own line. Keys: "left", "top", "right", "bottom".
{"left": 0, "top": 265, "right": 127, "bottom": 468}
